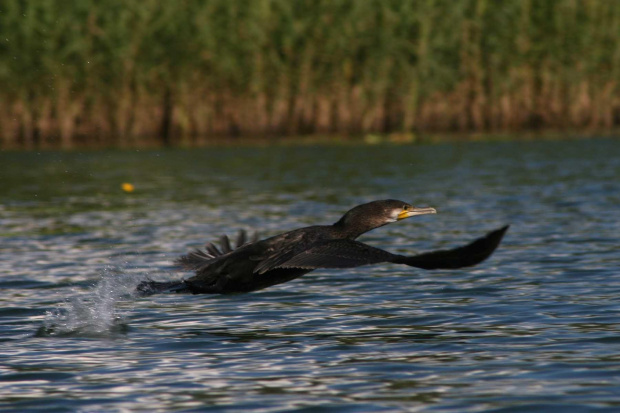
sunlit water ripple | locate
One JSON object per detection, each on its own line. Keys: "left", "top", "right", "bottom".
{"left": 1, "top": 139, "right": 619, "bottom": 412}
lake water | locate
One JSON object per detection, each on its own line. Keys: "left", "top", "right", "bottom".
{"left": 1, "top": 139, "right": 619, "bottom": 412}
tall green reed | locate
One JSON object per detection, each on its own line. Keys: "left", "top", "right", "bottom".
{"left": 0, "top": 0, "right": 619, "bottom": 148}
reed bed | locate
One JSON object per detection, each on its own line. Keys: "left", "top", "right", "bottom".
{"left": 1, "top": 0, "right": 619, "bottom": 148}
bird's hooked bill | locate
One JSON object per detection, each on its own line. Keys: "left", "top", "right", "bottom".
{"left": 397, "top": 206, "right": 437, "bottom": 220}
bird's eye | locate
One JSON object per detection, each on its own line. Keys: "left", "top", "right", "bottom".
{"left": 402, "top": 205, "right": 410, "bottom": 211}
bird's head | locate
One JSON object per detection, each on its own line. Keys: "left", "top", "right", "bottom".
{"left": 334, "top": 199, "right": 436, "bottom": 238}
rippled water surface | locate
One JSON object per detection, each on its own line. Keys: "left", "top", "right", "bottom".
{"left": 1, "top": 139, "right": 619, "bottom": 412}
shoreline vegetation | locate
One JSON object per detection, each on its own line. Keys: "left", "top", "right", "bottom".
{"left": 2, "top": 130, "right": 615, "bottom": 152}
{"left": 2, "top": 1, "right": 620, "bottom": 149}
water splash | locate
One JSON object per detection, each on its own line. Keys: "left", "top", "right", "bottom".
{"left": 40, "top": 267, "right": 142, "bottom": 337}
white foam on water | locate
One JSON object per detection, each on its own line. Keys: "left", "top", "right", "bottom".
{"left": 43, "top": 266, "right": 143, "bottom": 336}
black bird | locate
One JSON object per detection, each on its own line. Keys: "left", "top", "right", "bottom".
{"left": 137, "top": 200, "right": 508, "bottom": 295}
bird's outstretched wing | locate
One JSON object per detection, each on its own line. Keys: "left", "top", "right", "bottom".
{"left": 391, "top": 225, "right": 509, "bottom": 269}
{"left": 272, "top": 239, "right": 396, "bottom": 270}
{"left": 270, "top": 226, "right": 509, "bottom": 271}
{"left": 252, "top": 230, "right": 318, "bottom": 274}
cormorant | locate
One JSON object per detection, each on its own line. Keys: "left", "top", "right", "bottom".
{"left": 137, "top": 200, "right": 508, "bottom": 295}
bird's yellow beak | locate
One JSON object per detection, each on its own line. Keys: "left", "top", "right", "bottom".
{"left": 397, "top": 206, "right": 437, "bottom": 220}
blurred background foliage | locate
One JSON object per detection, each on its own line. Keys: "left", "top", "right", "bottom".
{"left": 1, "top": 0, "right": 619, "bottom": 148}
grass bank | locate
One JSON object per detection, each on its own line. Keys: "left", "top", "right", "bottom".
{"left": 1, "top": 0, "right": 620, "bottom": 148}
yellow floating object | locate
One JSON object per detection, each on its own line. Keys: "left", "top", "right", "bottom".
{"left": 121, "top": 183, "right": 135, "bottom": 193}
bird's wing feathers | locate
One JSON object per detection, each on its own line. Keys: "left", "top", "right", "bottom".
{"left": 391, "top": 225, "right": 509, "bottom": 270}
{"left": 176, "top": 229, "right": 258, "bottom": 270}
{"left": 259, "top": 225, "right": 508, "bottom": 273}
{"left": 265, "top": 239, "right": 396, "bottom": 271}
{"left": 252, "top": 231, "right": 309, "bottom": 274}
{"left": 179, "top": 225, "right": 508, "bottom": 274}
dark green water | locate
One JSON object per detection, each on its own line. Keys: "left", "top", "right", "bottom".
{"left": 1, "top": 139, "right": 619, "bottom": 412}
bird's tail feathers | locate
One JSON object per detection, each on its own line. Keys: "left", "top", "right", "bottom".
{"left": 135, "top": 280, "right": 190, "bottom": 296}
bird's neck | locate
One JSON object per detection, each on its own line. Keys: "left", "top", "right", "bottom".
{"left": 332, "top": 220, "right": 377, "bottom": 239}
